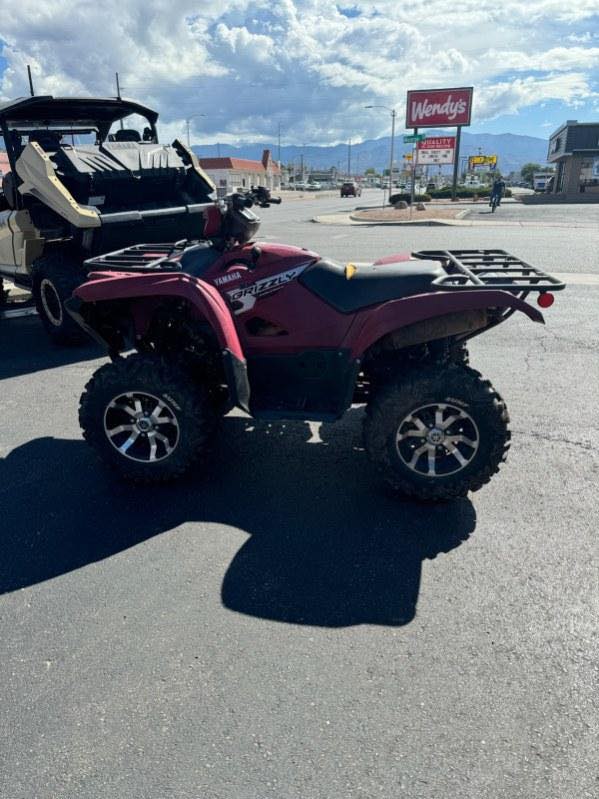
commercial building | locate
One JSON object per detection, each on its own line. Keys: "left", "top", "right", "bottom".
{"left": 199, "top": 149, "right": 281, "bottom": 194}
{"left": 547, "top": 120, "right": 599, "bottom": 199}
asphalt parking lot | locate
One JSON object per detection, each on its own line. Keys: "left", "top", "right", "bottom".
{"left": 1, "top": 191, "right": 598, "bottom": 798}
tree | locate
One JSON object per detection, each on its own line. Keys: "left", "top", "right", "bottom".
{"left": 520, "top": 163, "right": 543, "bottom": 184}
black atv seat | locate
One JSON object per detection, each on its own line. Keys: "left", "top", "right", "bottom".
{"left": 299, "top": 258, "right": 445, "bottom": 313}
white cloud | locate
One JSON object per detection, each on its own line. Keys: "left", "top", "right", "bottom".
{"left": 484, "top": 47, "right": 599, "bottom": 73}
{"left": 476, "top": 73, "right": 597, "bottom": 118}
{"left": 0, "top": 0, "right": 597, "bottom": 144}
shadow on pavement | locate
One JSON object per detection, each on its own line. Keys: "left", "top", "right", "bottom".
{"left": 0, "top": 410, "right": 476, "bottom": 627}
{"left": 0, "top": 317, "right": 102, "bottom": 381}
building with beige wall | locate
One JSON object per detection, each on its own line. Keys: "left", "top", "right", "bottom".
{"left": 199, "top": 149, "right": 281, "bottom": 195}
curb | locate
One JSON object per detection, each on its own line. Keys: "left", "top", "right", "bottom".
{"left": 348, "top": 213, "right": 471, "bottom": 226}
{"left": 312, "top": 213, "right": 598, "bottom": 229}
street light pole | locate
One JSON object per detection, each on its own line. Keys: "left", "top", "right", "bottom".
{"left": 388, "top": 109, "right": 396, "bottom": 205}
{"left": 365, "top": 104, "right": 397, "bottom": 207}
{"left": 185, "top": 114, "right": 206, "bottom": 150}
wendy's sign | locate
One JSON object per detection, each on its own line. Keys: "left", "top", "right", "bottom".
{"left": 406, "top": 87, "right": 473, "bottom": 128}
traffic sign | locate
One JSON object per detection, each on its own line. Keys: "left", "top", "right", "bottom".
{"left": 403, "top": 134, "right": 426, "bottom": 143}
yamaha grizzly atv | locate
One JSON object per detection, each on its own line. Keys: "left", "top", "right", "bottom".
{"left": 66, "top": 188, "right": 564, "bottom": 500}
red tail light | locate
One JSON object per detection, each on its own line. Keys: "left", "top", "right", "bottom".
{"left": 537, "top": 292, "right": 554, "bottom": 308}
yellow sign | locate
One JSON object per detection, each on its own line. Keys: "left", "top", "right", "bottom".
{"left": 469, "top": 154, "right": 498, "bottom": 170}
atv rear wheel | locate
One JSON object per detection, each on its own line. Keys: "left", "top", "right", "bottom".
{"left": 79, "top": 354, "right": 216, "bottom": 482}
{"left": 32, "top": 252, "right": 86, "bottom": 344}
{"left": 364, "top": 364, "right": 510, "bottom": 501}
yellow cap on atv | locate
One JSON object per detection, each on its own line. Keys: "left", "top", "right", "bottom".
{"left": 345, "top": 263, "right": 357, "bottom": 280}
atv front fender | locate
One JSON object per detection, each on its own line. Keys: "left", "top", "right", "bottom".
{"left": 71, "top": 271, "right": 249, "bottom": 410}
{"left": 345, "top": 290, "right": 544, "bottom": 358}
{"left": 74, "top": 270, "right": 243, "bottom": 357}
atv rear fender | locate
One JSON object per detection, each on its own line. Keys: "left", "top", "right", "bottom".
{"left": 347, "top": 290, "right": 544, "bottom": 358}
{"left": 71, "top": 271, "right": 249, "bottom": 410}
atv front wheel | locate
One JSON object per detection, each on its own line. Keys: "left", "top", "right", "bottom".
{"left": 364, "top": 365, "right": 510, "bottom": 501}
{"left": 79, "top": 354, "right": 216, "bottom": 482}
{"left": 32, "top": 252, "right": 86, "bottom": 344}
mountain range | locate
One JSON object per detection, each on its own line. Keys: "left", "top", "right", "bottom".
{"left": 193, "top": 131, "right": 550, "bottom": 175}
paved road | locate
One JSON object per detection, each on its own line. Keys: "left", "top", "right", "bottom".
{"left": 262, "top": 189, "right": 599, "bottom": 275}
{"left": 1, "top": 193, "right": 597, "bottom": 798}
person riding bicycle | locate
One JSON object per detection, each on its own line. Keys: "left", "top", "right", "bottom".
{"left": 490, "top": 175, "right": 506, "bottom": 207}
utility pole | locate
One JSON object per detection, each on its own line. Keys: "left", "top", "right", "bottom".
{"left": 277, "top": 122, "right": 282, "bottom": 166}
{"left": 347, "top": 139, "right": 351, "bottom": 178}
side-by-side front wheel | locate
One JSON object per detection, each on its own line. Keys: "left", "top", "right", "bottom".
{"left": 31, "top": 252, "right": 86, "bottom": 344}
{"left": 364, "top": 365, "right": 510, "bottom": 501}
{"left": 79, "top": 355, "right": 216, "bottom": 482}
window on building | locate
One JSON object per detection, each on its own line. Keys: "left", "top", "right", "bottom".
{"left": 579, "top": 159, "right": 599, "bottom": 193}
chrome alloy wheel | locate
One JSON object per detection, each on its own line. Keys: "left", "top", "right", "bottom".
{"left": 103, "top": 391, "right": 180, "bottom": 463}
{"left": 40, "top": 278, "right": 63, "bottom": 327}
{"left": 396, "top": 402, "right": 480, "bottom": 478}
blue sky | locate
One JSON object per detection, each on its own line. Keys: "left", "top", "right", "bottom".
{"left": 1, "top": 1, "right": 597, "bottom": 145}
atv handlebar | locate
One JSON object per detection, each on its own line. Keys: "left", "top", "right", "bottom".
{"left": 229, "top": 186, "right": 282, "bottom": 208}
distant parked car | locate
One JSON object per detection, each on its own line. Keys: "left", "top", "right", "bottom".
{"left": 340, "top": 182, "right": 361, "bottom": 197}
{"left": 389, "top": 192, "right": 412, "bottom": 206}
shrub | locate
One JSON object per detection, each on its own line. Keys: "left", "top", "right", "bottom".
{"left": 427, "top": 187, "right": 512, "bottom": 199}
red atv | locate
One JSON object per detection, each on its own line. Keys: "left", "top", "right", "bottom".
{"left": 67, "top": 188, "right": 564, "bottom": 500}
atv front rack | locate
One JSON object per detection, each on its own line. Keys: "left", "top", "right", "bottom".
{"left": 84, "top": 242, "right": 187, "bottom": 273}
{"left": 413, "top": 250, "right": 565, "bottom": 296}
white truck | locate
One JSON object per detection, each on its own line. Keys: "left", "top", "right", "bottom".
{"left": 532, "top": 172, "right": 554, "bottom": 192}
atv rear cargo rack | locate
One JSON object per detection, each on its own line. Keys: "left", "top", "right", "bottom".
{"left": 84, "top": 242, "right": 187, "bottom": 273}
{"left": 413, "top": 250, "right": 565, "bottom": 296}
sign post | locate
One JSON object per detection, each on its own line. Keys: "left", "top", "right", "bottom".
{"left": 451, "top": 127, "right": 461, "bottom": 200}
{"left": 410, "top": 130, "right": 418, "bottom": 217}
{"left": 406, "top": 86, "right": 473, "bottom": 201}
